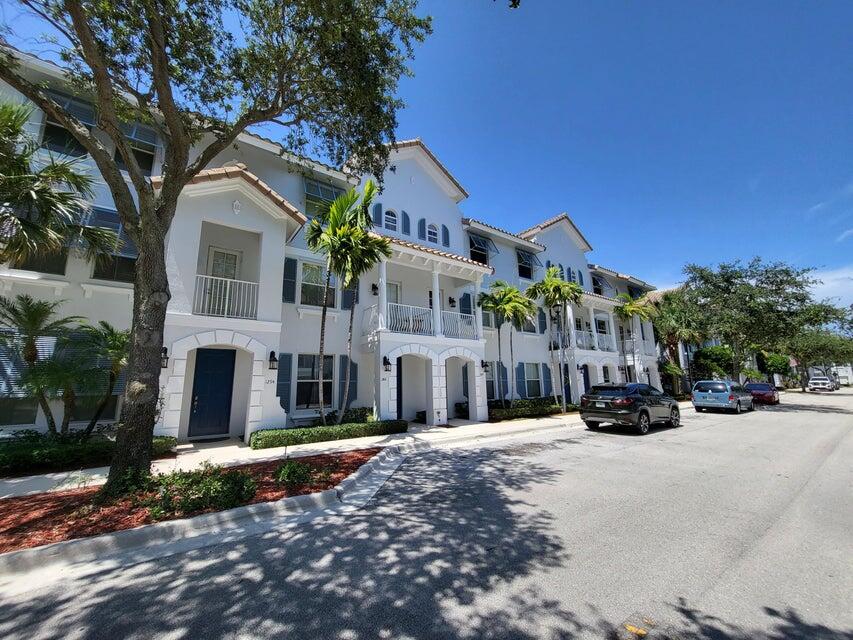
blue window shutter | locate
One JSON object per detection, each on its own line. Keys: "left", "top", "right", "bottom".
{"left": 578, "top": 271, "right": 584, "bottom": 287}
{"left": 282, "top": 258, "right": 297, "bottom": 303}
{"left": 342, "top": 280, "right": 358, "bottom": 310}
{"left": 500, "top": 363, "right": 509, "bottom": 400}
{"left": 402, "top": 211, "right": 411, "bottom": 235}
{"left": 462, "top": 363, "right": 469, "bottom": 398}
{"left": 542, "top": 363, "right": 553, "bottom": 397}
{"left": 417, "top": 218, "right": 426, "bottom": 240}
{"left": 459, "top": 292, "right": 472, "bottom": 315}
{"left": 441, "top": 224, "right": 450, "bottom": 247}
{"left": 538, "top": 308, "right": 547, "bottom": 333}
{"left": 276, "top": 353, "right": 293, "bottom": 412}
{"left": 372, "top": 203, "right": 382, "bottom": 226}
{"left": 516, "top": 363, "right": 527, "bottom": 398}
{"left": 546, "top": 259, "right": 552, "bottom": 270}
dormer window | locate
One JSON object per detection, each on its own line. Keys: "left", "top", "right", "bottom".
{"left": 304, "top": 178, "right": 343, "bottom": 218}
{"left": 426, "top": 223, "right": 439, "bottom": 244}
{"left": 113, "top": 122, "right": 158, "bottom": 177}
{"left": 592, "top": 275, "right": 614, "bottom": 297}
{"left": 41, "top": 90, "right": 94, "bottom": 157}
{"left": 469, "top": 233, "right": 498, "bottom": 266}
{"left": 384, "top": 210, "right": 398, "bottom": 231}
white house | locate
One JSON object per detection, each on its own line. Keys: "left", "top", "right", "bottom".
{"left": 0, "top": 52, "right": 662, "bottom": 441}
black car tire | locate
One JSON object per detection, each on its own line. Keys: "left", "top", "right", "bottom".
{"left": 635, "top": 411, "right": 650, "bottom": 435}
{"left": 734, "top": 402, "right": 742, "bottom": 415}
{"left": 584, "top": 421, "right": 600, "bottom": 430}
{"left": 668, "top": 408, "right": 681, "bottom": 427}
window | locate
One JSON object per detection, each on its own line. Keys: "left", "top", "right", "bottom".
{"left": 87, "top": 208, "right": 138, "bottom": 282}
{"left": 300, "top": 263, "right": 336, "bottom": 307}
{"left": 602, "top": 366, "right": 611, "bottom": 383}
{"left": 575, "top": 317, "right": 583, "bottom": 331}
{"left": 41, "top": 90, "right": 95, "bottom": 157}
{"left": 485, "top": 363, "right": 496, "bottom": 400}
{"left": 595, "top": 319, "right": 608, "bottom": 334}
{"left": 516, "top": 249, "right": 541, "bottom": 280}
{"left": 592, "top": 275, "right": 614, "bottom": 297}
{"left": 578, "top": 271, "right": 585, "bottom": 287}
{"left": 482, "top": 310, "right": 495, "bottom": 329}
{"left": 0, "top": 398, "right": 38, "bottom": 425}
{"left": 384, "top": 210, "right": 398, "bottom": 231}
{"left": 304, "top": 178, "right": 343, "bottom": 218}
{"left": 469, "top": 233, "right": 497, "bottom": 266}
{"left": 70, "top": 396, "right": 118, "bottom": 422}
{"left": 295, "top": 354, "right": 334, "bottom": 409}
{"left": 427, "top": 223, "right": 439, "bottom": 244}
{"left": 13, "top": 249, "right": 68, "bottom": 275}
{"left": 521, "top": 314, "right": 537, "bottom": 333}
{"left": 525, "top": 363, "right": 541, "bottom": 398}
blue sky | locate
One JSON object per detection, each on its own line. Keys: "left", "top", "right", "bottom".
{"left": 392, "top": 0, "right": 853, "bottom": 304}
{"left": 5, "top": 0, "right": 852, "bottom": 304}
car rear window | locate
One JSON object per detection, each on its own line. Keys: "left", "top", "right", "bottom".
{"left": 589, "top": 386, "right": 630, "bottom": 396}
{"left": 693, "top": 382, "right": 727, "bottom": 393}
{"left": 746, "top": 383, "right": 772, "bottom": 390}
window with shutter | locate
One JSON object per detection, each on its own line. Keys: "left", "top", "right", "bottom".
{"left": 441, "top": 225, "right": 450, "bottom": 247}
{"left": 418, "top": 218, "right": 426, "bottom": 240}
{"left": 401, "top": 211, "right": 411, "bottom": 235}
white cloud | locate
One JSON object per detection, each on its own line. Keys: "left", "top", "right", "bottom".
{"left": 811, "top": 265, "right": 853, "bottom": 307}
{"left": 836, "top": 228, "right": 853, "bottom": 243}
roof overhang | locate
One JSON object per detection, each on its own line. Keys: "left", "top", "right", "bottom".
{"left": 519, "top": 213, "right": 593, "bottom": 253}
{"left": 462, "top": 218, "right": 545, "bottom": 252}
{"left": 588, "top": 263, "right": 655, "bottom": 291}
{"left": 236, "top": 132, "right": 355, "bottom": 186}
{"left": 378, "top": 233, "right": 493, "bottom": 280}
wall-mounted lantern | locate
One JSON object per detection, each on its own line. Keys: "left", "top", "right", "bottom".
{"left": 269, "top": 351, "right": 279, "bottom": 370}
{"left": 160, "top": 347, "right": 169, "bottom": 369}
{"left": 448, "top": 297, "right": 457, "bottom": 308}
{"left": 481, "top": 360, "right": 490, "bottom": 372}
{"left": 383, "top": 355, "right": 392, "bottom": 372}
{"left": 371, "top": 283, "right": 379, "bottom": 296}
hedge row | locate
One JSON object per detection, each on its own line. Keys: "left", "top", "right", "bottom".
{"left": 488, "top": 403, "right": 579, "bottom": 422}
{"left": 0, "top": 435, "right": 177, "bottom": 477}
{"left": 250, "top": 420, "right": 409, "bottom": 450}
{"left": 310, "top": 406, "right": 373, "bottom": 426}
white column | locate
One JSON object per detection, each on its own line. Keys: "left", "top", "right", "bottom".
{"left": 432, "top": 266, "right": 443, "bottom": 337}
{"left": 607, "top": 311, "right": 618, "bottom": 352}
{"left": 378, "top": 258, "right": 388, "bottom": 329}
{"left": 473, "top": 276, "right": 483, "bottom": 340}
{"left": 588, "top": 307, "right": 597, "bottom": 349}
{"left": 565, "top": 303, "right": 576, "bottom": 348}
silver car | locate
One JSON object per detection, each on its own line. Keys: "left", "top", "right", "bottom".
{"left": 807, "top": 377, "right": 833, "bottom": 392}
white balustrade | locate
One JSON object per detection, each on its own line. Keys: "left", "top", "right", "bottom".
{"left": 193, "top": 274, "right": 258, "bottom": 319}
{"left": 575, "top": 330, "right": 597, "bottom": 350}
{"left": 596, "top": 332, "right": 615, "bottom": 351}
{"left": 442, "top": 310, "right": 477, "bottom": 340}
{"left": 362, "top": 304, "right": 380, "bottom": 335}
{"left": 387, "top": 302, "right": 434, "bottom": 336}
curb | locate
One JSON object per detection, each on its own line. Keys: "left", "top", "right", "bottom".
{"left": 0, "top": 420, "right": 577, "bottom": 578}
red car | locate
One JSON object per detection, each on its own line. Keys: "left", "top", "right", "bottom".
{"left": 745, "top": 382, "right": 779, "bottom": 404}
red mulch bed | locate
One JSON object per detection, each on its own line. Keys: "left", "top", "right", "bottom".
{"left": 0, "top": 447, "right": 380, "bottom": 554}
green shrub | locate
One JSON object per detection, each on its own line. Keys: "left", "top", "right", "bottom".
{"left": 148, "top": 463, "right": 256, "bottom": 519}
{"left": 250, "top": 420, "right": 408, "bottom": 450}
{"left": 274, "top": 459, "right": 313, "bottom": 486}
{"left": 487, "top": 396, "right": 564, "bottom": 410}
{"left": 488, "top": 403, "right": 577, "bottom": 422}
{"left": 152, "top": 436, "right": 177, "bottom": 457}
{"left": 312, "top": 406, "right": 374, "bottom": 426}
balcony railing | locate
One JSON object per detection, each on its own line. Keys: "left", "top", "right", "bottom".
{"left": 596, "top": 332, "right": 615, "bottom": 351}
{"left": 619, "top": 338, "right": 658, "bottom": 357}
{"left": 193, "top": 274, "right": 258, "bottom": 319}
{"left": 388, "top": 302, "right": 434, "bottom": 336}
{"left": 442, "top": 310, "right": 477, "bottom": 340}
{"left": 575, "top": 330, "right": 596, "bottom": 350}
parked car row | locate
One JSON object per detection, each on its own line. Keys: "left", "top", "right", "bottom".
{"left": 578, "top": 377, "right": 787, "bottom": 436}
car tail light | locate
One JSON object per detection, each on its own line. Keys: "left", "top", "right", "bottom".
{"left": 580, "top": 396, "right": 589, "bottom": 407}
{"left": 728, "top": 394, "right": 736, "bottom": 401}
{"left": 612, "top": 397, "right": 633, "bottom": 407}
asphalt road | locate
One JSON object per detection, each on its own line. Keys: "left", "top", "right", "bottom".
{"left": 1, "top": 390, "right": 851, "bottom": 639}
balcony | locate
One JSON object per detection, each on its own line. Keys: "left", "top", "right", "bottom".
{"left": 619, "top": 338, "right": 658, "bottom": 357}
{"left": 388, "top": 302, "right": 434, "bottom": 336}
{"left": 193, "top": 274, "right": 259, "bottom": 320}
{"left": 575, "top": 330, "right": 597, "bottom": 350}
{"left": 596, "top": 332, "right": 616, "bottom": 351}
{"left": 442, "top": 310, "right": 477, "bottom": 340}
{"left": 362, "top": 302, "right": 478, "bottom": 340}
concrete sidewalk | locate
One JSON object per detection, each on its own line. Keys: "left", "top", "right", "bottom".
{"left": 1, "top": 412, "right": 586, "bottom": 499}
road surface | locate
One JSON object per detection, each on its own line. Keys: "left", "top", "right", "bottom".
{"left": 1, "top": 389, "right": 851, "bottom": 639}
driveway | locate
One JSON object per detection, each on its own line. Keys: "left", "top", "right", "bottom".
{"left": 1, "top": 390, "right": 851, "bottom": 639}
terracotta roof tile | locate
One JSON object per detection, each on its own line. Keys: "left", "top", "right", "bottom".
{"left": 374, "top": 233, "right": 493, "bottom": 273}
{"left": 151, "top": 164, "right": 307, "bottom": 226}
{"left": 461, "top": 217, "right": 545, "bottom": 249}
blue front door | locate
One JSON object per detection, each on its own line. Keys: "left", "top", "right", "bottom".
{"left": 188, "top": 348, "right": 236, "bottom": 438}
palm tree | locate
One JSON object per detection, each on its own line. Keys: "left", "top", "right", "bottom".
{"left": 614, "top": 292, "right": 656, "bottom": 383}
{"left": 526, "top": 266, "right": 583, "bottom": 411}
{"left": 305, "top": 181, "right": 380, "bottom": 425}
{"left": 479, "top": 282, "right": 535, "bottom": 408}
{"left": 77, "top": 321, "right": 131, "bottom": 436}
{"left": 0, "top": 294, "right": 84, "bottom": 435}
{"left": 651, "top": 290, "right": 704, "bottom": 393}
{"left": 0, "top": 102, "right": 116, "bottom": 266}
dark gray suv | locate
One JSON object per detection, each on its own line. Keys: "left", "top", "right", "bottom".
{"left": 580, "top": 383, "right": 681, "bottom": 435}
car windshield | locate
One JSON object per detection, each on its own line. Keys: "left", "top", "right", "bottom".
{"left": 694, "top": 382, "right": 728, "bottom": 393}
{"left": 810, "top": 378, "right": 829, "bottom": 382}
{"left": 746, "top": 383, "right": 772, "bottom": 390}
{"left": 589, "top": 386, "right": 630, "bottom": 396}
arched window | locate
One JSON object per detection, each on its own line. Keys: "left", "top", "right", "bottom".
{"left": 427, "top": 223, "right": 439, "bottom": 243}
{"left": 384, "top": 210, "right": 397, "bottom": 231}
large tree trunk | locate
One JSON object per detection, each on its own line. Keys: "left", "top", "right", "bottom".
{"left": 509, "top": 330, "right": 516, "bottom": 408}
{"left": 84, "top": 372, "right": 117, "bottom": 438}
{"left": 337, "top": 304, "right": 356, "bottom": 425}
{"left": 496, "top": 323, "right": 505, "bottom": 409}
{"left": 317, "top": 269, "right": 332, "bottom": 426}
{"left": 548, "top": 311, "right": 559, "bottom": 407}
{"left": 36, "top": 393, "right": 58, "bottom": 436}
{"left": 558, "top": 306, "right": 567, "bottom": 412}
{"left": 60, "top": 387, "right": 75, "bottom": 435}
{"left": 102, "top": 229, "right": 170, "bottom": 495}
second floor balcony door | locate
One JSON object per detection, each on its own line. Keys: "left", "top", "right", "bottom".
{"left": 205, "top": 248, "right": 240, "bottom": 316}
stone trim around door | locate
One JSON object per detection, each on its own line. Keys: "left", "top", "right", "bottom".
{"left": 159, "top": 330, "right": 268, "bottom": 441}
{"left": 438, "top": 345, "right": 488, "bottom": 422}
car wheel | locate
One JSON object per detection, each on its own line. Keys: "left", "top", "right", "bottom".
{"left": 668, "top": 408, "right": 681, "bottom": 427}
{"left": 734, "top": 402, "right": 742, "bottom": 415}
{"left": 584, "top": 421, "right": 600, "bottom": 430}
{"left": 635, "top": 412, "right": 650, "bottom": 435}
{"left": 748, "top": 400, "right": 755, "bottom": 412}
